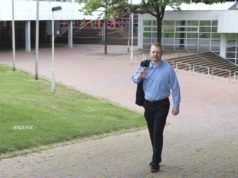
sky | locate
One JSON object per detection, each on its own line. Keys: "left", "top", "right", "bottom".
{"left": 131, "top": 0, "right": 141, "bottom": 4}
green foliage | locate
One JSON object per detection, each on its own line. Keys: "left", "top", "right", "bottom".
{"left": 137, "top": 0, "right": 185, "bottom": 18}
{"left": 132, "top": 0, "right": 225, "bottom": 16}
{"left": 130, "top": 0, "right": 225, "bottom": 43}
{"left": 78, "top": 0, "right": 129, "bottom": 20}
{"left": 78, "top": 0, "right": 130, "bottom": 54}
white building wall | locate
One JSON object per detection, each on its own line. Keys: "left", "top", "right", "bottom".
{"left": 137, "top": 9, "right": 238, "bottom": 48}
{"left": 139, "top": 10, "right": 221, "bottom": 22}
{"left": 0, "top": 0, "right": 101, "bottom": 21}
{"left": 164, "top": 10, "right": 220, "bottom": 21}
{"left": 220, "top": 33, "right": 227, "bottom": 58}
{"left": 218, "top": 11, "right": 238, "bottom": 33}
{"left": 138, "top": 11, "right": 222, "bottom": 49}
{"left": 138, "top": 11, "right": 221, "bottom": 49}
{"left": 138, "top": 5, "right": 238, "bottom": 64}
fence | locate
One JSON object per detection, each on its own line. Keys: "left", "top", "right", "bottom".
{"left": 234, "top": 71, "right": 238, "bottom": 80}
{"left": 193, "top": 65, "right": 210, "bottom": 75}
{"left": 132, "top": 54, "right": 238, "bottom": 82}
{"left": 211, "top": 67, "right": 231, "bottom": 81}
{"left": 176, "top": 62, "right": 192, "bottom": 71}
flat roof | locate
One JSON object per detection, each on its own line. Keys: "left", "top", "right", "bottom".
{"left": 174, "top": 2, "right": 235, "bottom": 11}
{"left": 132, "top": 1, "right": 236, "bottom": 11}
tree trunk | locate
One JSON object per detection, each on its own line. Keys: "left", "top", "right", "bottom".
{"left": 104, "top": 3, "right": 108, "bottom": 55}
{"left": 103, "top": 20, "right": 108, "bottom": 55}
{"left": 157, "top": 17, "right": 162, "bottom": 44}
{"left": 105, "top": 20, "right": 107, "bottom": 55}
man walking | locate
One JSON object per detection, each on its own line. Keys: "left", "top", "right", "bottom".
{"left": 132, "top": 43, "right": 181, "bottom": 173}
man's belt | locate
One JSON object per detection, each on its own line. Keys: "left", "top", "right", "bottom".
{"left": 144, "top": 97, "right": 169, "bottom": 105}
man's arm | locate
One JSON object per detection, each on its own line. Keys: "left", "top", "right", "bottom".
{"left": 169, "top": 67, "right": 181, "bottom": 116}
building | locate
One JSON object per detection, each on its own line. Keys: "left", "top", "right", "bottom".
{"left": 0, "top": 0, "right": 100, "bottom": 50}
{"left": 1, "top": 0, "right": 238, "bottom": 65}
{"left": 137, "top": 1, "right": 238, "bottom": 65}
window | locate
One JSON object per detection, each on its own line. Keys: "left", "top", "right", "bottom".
{"left": 226, "top": 34, "right": 238, "bottom": 64}
{"left": 142, "top": 20, "right": 220, "bottom": 53}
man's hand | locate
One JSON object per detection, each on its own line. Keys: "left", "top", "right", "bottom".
{"left": 172, "top": 108, "right": 179, "bottom": 116}
{"left": 139, "top": 67, "right": 147, "bottom": 79}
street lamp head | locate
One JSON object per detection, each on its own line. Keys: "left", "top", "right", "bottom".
{"left": 52, "top": 6, "right": 62, "bottom": 12}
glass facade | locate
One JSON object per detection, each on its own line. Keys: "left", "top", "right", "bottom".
{"left": 226, "top": 34, "right": 238, "bottom": 65}
{"left": 143, "top": 19, "right": 238, "bottom": 64}
{"left": 143, "top": 20, "right": 220, "bottom": 55}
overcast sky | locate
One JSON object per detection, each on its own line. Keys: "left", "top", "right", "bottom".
{"left": 131, "top": 0, "right": 141, "bottom": 4}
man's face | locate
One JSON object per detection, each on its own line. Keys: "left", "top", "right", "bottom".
{"left": 150, "top": 45, "right": 162, "bottom": 62}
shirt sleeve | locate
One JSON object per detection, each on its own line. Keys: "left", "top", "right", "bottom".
{"left": 169, "top": 67, "right": 181, "bottom": 109}
{"left": 132, "top": 66, "right": 143, "bottom": 83}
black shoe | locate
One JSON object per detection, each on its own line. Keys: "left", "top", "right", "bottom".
{"left": 151, "top": 163, "right": 160, "bottom": 173}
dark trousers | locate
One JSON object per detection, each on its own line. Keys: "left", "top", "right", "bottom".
{"left": 143, "top": 98, "right": 170, "bottom": 164}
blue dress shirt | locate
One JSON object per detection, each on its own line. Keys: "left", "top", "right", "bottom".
{"left": 132, "top": 60, "right": 181, "bottom": 109}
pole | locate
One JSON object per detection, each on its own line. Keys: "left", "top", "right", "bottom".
{"left": 50, "top": 6, "right": 62, "bottom": 94}
{"left": 127, "top": 17, "right": 130, "bottom": 53}
{"left": 130, "top": 13, "right": 134, "bottom": 64}
{"left": 11, "top": 0, "right": 16, "bottom": 71}
{"left": 51, "top": 12, "right": 56, "bottom": 93}
{"left": 130, "top": 0, "right": 134, "bottom": 64}
{"left": 104, "top": 19, "right": 107, "bottom": 55}
{"left": 35, "top": 0, "right": 39, "bottom": 80}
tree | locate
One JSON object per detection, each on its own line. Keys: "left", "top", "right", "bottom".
{"left": 78, "top": 0, "right": 128, "bottom": 54}
{"left": 132, "top": 0, "right": 225, "bottom": 44}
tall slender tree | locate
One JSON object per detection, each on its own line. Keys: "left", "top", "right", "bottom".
{"left": 132, "top": 0, "right": 224, "bottom": 44}
{"left": 79, "top": 0, "right": 128, "bottom": 54}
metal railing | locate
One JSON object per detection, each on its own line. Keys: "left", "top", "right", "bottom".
{"left": 172, "top": 50, "right": 237, "bottom": 82}
{"left": 133, "top": 53, "right": 238, "bottom": 82}
{"left": 234, "top": 71, "right": 238, "bottom": 80}
{"left": 176, "top": 62, "right": 192, "bottom": 71}
{"left": 172, "top": 61, "right": 234, "bottom": 82}
{"left": 193, "top": 65, "right": 210, "bottom": 76}
{"left": 211, "top": 67, "right": 232, "bottom": 81}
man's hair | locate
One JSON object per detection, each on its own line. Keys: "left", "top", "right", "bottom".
{"left": 151, "top": 42, "right": 162, "bottom": 49}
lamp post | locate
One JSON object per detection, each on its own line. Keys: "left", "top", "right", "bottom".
{"left": 11, "top": 0, "right": 16, "bottom": 71}
{"left": 35, "top": 0, "right": 39, "bottom": 80}
{"left": 51, "top": 6, "right": 62, "bottom": 93}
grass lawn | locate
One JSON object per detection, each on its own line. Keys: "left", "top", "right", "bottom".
{"left": 0, "top": 64, "right": 145, "bottom": 155}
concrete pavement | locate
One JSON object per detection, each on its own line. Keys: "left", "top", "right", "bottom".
{"left": 0, "top": 45, "right": 238, "bottom": 177}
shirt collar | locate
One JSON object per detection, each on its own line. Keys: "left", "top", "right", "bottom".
{"left": 149, "top": 60, "right": 163, "bottom": 68}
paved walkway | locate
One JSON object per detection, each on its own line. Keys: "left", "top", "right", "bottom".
{"left": 0, "top": 45, "right": 238, "bottom": 177}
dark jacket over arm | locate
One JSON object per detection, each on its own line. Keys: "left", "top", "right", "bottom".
{"left": 135, "top": 59, "right": 150, "bottom": 106}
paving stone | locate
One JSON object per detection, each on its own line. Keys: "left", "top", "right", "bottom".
{"left": 0, "top": 45, "right": 237, "bottom": 177}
